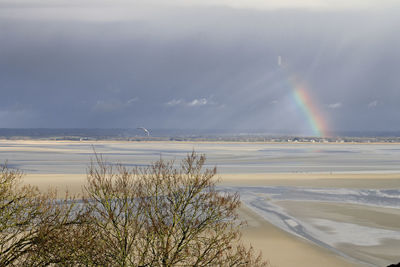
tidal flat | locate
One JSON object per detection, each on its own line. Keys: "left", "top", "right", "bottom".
{"left": 1, "top": 140, "right": 399, "bottom": 267}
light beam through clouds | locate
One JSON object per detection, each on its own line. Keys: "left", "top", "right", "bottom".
{"left": 0, "top": 0, "right": 399, "bottom": 133}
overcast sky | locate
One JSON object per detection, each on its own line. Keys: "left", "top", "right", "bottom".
{"left": 1, "top": 0, "right": 399, "bottom": 135}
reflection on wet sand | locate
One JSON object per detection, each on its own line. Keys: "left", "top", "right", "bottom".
{"left": 2, "top": 140, "right": 400, "bottom": 267}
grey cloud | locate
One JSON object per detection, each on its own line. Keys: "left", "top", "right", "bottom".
{"left": 165, "top": 99, "right": 184, "bottom": 107}
{"left": 368, "top": 100, "right": 378, "bottom": 108}
{"left": 328, "top": 102, "right": 342, "bottom": 109}
{"left": 1, "top": 0, "right": 399, "bottom": 15}
{"left": 187, "top": 98, "right": 209, "bottom": 107}
{"left": 0, "top": 1, "right": 400, "bottom": 133}
{"left": 180, "top": 0, "right": 400, "bottom": 10}
{"left": 127, "top": 97, "right": 139, "bottom": 104}
{"left": 93, "top": 97, "right": 138, "bottom": 112}
{"left": 92, "top": 100, "right": 122, "bottom": 112}
{"left": 0, "top": 109, "right": 37, "bottom": 128}
{"left": 165, "top": 98, "right": 216, "bottom": 108}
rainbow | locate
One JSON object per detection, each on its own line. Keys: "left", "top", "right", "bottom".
{"left": 290, "top": 77, "right": 328, "bottom": 137}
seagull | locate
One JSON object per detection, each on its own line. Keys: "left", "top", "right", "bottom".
{"left": 137, "top": 127, "right": 150, "bottom": 136}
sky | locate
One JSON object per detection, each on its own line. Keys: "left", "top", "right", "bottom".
{"left": 0, "top": 0, "right": 399, "bottom": 135}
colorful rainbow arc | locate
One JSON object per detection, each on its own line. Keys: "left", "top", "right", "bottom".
{"left": 290, "top": 78, "right": 328, "bottom": 137}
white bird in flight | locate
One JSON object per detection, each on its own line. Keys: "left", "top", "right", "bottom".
{"left": 137, "top": 127, "right": 150, "bottom": 136}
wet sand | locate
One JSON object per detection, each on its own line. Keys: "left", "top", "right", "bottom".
{"left": 275, "top": 201, "right": 400, "bottom": 266}
{"left": 5, "top": 140, "right": 399, "bottom": 266}
{"left": 4, "top": 140, "right": 400, "bottom": 174}
{"left": 220, "top": 174, "right": 400, "bottom": 266}
{"left": 220, "top": 172, "right": 400, "bottom": 189}
{"left": 238, "top": 206, "right": 361, "bottom": 267}
{"left": 23, "top": 173, "right": 365, "bottom": 266}
{"left": 25, "top": 172, "right": 400, "bottom": 196}
{"left": 23, "top": 172, "right": 400, "bottom": 266}
{"left": 24, "top": 173, "right": 86, "bottom": 196}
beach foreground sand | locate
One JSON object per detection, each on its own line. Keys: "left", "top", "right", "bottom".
{"left": 238, "top": 206, "right": 359, "bottom": 267}
{"left": 10, "top": 140, "right": 400, "bottom": 267}
{"left": 220, "top": 172, "right": 400, "bottom": 188}
{"left": 24, "top": 172, "right": 400, "bottom": 194}
{"left": 221, "top": 173, "right": 400, "bottom": 266}
{"left": 23, "top": 172, "right": 400, "bottom": 267}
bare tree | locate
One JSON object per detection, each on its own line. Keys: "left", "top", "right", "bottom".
{"left": 83, "top": 154, "right": 148, "bottom": 266}
{"left": 0, "top": 163, "right": 48, "bottom": 266}
{"left": 1, "top": 152, "right": 268, "bottom": 266}
{"left": 82, "top": 152, "right": 268, "bottom": 267}
{"left": 0, "top": 163, "right": 84, "bottom": 266}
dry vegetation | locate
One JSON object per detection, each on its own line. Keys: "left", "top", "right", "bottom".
{"left": 0, "top": 152, "right": 268, "bottom": 266}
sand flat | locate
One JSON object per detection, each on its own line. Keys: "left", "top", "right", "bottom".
{"left": 276, "top": 201, "right": 400, "bottom": 230}
{"left": 220, "top": 173, "right": 400, "bottom": 188}
{"left": 23, "top": 173, "right": 87, "bottom": 196}
{"left": 230, "top": 184, "right": 400, "bottom": 266}
{"left": 274, "top": 201, "right": 400, "bottom": 266}
{"left": 238, "top": 206, "right": 361, "bottom": 267}
{"left": 22, "top": 173, "right": 364, "bottom": 266}
{"left": 7, "top": 141, "right": 399, "bottom": 266}
{"left": 23, "top": 172, "right": 399, "bottom": 266}
{"left": 4, "top": 140, "right": 400, "bottom": 174}
{"left": 25, "top": 172, "right": 400, "bottom": 194}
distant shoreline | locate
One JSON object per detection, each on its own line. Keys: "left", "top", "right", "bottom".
{"left": 1, "top": 138, "right": 400, "bottom": 145}
{"left": 0, "top": 128, "right": 399, "bottom": 144}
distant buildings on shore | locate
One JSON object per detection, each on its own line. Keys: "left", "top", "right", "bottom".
{"left": 1, "top": 135, "right": 400, "bottom": 144}
{"left": 0, "top": 128, "right": 399, "bottom": 143}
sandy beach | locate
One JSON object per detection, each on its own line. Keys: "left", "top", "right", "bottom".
{"left": 5, "top": 141, "right": 400, "bottom": 266}
{"left": 220, "top": 172, "right": 400, "bottom": 188}
{"left": 238, "top": 206, "right": 360, "bottom": 267}
{"left": 23, "top": 171, "right": 400, "bottom": 267}
{"left": 220, "top": 173, "right": 400, "bottom": 266}
{"left": 24, "top": 172, "right": 400, "bottom": 193}
{"left": 275, "top": 201, "right": 400, "bottom": 265}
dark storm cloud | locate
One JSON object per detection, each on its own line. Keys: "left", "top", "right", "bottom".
{"left": 0, "top": 1, "right": 399, "bottom": 134}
